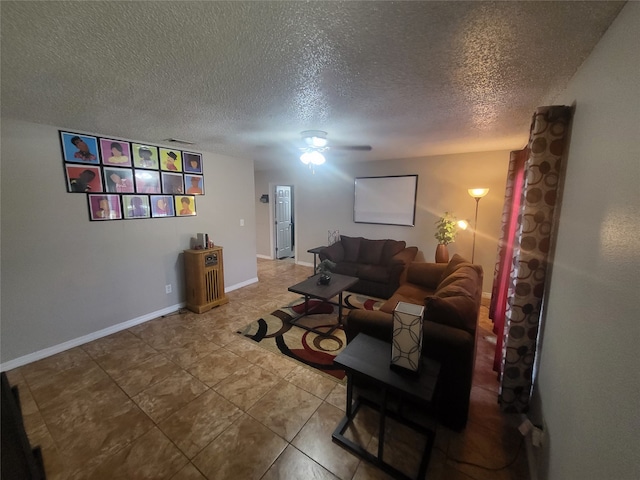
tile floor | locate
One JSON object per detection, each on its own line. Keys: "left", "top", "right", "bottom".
{"left": 6, "top": 258, "right": 529, "bottom": 479}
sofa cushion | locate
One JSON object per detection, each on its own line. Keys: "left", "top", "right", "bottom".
{"left": 320, "top": 242, "right": 344, "bottom": 263}
{"left": 439, "top": 254, "right": 471, "bottom": 286}
{"left": 358, "top": 264, "right": 389, "bottom": 283}
{"left": 341, "top": 235, "right": 362, "bottom": 262}
{"left": 437, "top": 266, "right": 480, "bottom": 295}
{"left": 406, "top": 263, "right": 447, "bottom": 289}
{"left": 332, "top": 261, "right": 359, "bottom": 277}
{"left": 425, "top": 294, "right": 478, "bottom": 333}
{"left": 358, "top": 239, "right": 386, "bottom": 265}
{"left": 382, "top": 240, "right": 406, "bottom": 263}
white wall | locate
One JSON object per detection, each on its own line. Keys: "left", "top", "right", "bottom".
{"left": 0, "top": 119, "right": 258, "bottom": 367}
{"left": 255, "top": 150, "right": 511, "bottom": 293}
{"left": 533, "top": 3, "right": 640, "bottom": 479}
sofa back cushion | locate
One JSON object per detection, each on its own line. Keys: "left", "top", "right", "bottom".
{"left": 438, "top": 254, "right": 471, "bottom": 286}
{"left": 358, "top": 239, "right": 386, "bottom": 264}
{"left": 425, "top": 293, "right": 478, "bottom": 334}
{"left": 340, "top": 235, "right": 362, "bottom": 262}
{"left": 319, "top": 242, "right": 344, "bottom": 263}
{"left": 406, "top": 263, "right": 447, "bottom": 289}
{"left": 382, "top": 239, "right": 406, "bottom": 263}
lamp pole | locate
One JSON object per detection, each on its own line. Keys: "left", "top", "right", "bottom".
{"left": 472, "top": 197, "right": 480, "bottom": 263}
{"left": 468, "top": 188, "right": 489, "bottom": 264}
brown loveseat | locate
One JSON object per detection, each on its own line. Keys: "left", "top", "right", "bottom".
{"left": 344, "top": 254, "right": 483, "bottom": 430}
{"left": 318, "top": 236, "right": 418, "bottom": 299}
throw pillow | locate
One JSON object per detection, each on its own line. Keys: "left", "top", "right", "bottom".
{"left": 437, "top": 266, "right": 480, "bottom": 292}
{"left": 358, "top": 239, "right": 386, "bottom": 264}
{"left": 320, "top": 242, "right": 344, "bottom": 263}
{"left": 341, "top": 235, "right": 362, "bottom": 262}
{"left": 438, "top": 254, "right": 472, "bottom": 286}
{"left": 424, "top": 294, "right": 478, "bottom": 333}
{"left": 381, "top": 239, "right": 406, "bottom": 263}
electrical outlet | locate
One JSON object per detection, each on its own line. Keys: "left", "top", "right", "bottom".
{"left": 165, "top": 284, "right": 172, "bottom": 294}
{"left": 240, "top": 218, "right": 245, "bottom": 226}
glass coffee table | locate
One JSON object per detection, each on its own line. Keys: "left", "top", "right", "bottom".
{"left": 332, "top": 333, "right": 441, "bottom": 480}
{"left": 287, "top": 273, "right": 359, "bottom": 336}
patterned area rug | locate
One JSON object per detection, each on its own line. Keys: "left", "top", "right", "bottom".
{"left": 236, "top": 293, "right": 384, "bottom": 380}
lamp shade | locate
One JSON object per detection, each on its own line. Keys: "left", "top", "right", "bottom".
{"left": 468, "top": 188, "right": 489, "bottom": 199}
{"left": 300, "top": 151, "right": 326, "bottom": 165}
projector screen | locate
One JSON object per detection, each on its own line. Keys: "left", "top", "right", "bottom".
{"left": 354, "top": 175, "right": 418, "bottom": 226}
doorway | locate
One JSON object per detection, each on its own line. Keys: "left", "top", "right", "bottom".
{"left": 274, "top": 185, "right": 294, "bottom": 259}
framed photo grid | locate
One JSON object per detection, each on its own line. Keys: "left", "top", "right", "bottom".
{"left": 60, "top": 131, "right": 202, "bottom": 221}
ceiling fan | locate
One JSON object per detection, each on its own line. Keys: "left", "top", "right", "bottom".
{"left": 299, "top": 130, "right": 372, "bottom": 166}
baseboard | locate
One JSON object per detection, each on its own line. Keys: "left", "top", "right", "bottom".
{"left": 482, "top": 291, "right": 491, "bottom": 299}
{"left": 525, "top": 433, "right": 539, "bottom": 480}
{"left": 226, "top": 277, "right": 258, "bottom": 291}
{"left": 0, "top": 302, "right": 185, "bottom": 372}
{"left": 296, "top": 260, "right": 313, "bottom": 268}
{"left": 256, "top": 254, "right": 273, "bottom": 260}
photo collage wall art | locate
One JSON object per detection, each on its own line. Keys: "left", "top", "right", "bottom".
{"left": 60, "top": 131, "right": 204, "bottom": 221}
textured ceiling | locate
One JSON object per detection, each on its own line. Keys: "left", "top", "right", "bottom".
{"left": 0, "top": 1, "right": 625, "bottom": 170}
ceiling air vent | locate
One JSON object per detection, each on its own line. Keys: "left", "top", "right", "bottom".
{"left": 165, "top": 138, "right": 196, "bottom": 146}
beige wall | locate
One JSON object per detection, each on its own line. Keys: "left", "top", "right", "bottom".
{"left": 0, "top": 119, "right": 258, "bottom": 367}
{"left": 255, "top": 149, "right": 512, "bottom": 294}
{"left": 533, "top": 3, "right": 639, "bottom": 479}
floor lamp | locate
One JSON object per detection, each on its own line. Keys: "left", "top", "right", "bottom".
{"left": 468, "top": 188, "right": 489, "bottom": 263}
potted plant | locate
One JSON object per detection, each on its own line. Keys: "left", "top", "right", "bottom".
{"left": 434, "top": 212, "right": 459, "bottom": 263}
{"left": 316, "top": 259, "right": 336, "bottom": 285}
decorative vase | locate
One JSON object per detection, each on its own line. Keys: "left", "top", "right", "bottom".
{"left": 435, "top": 244, "right": 449, "bottom": 263}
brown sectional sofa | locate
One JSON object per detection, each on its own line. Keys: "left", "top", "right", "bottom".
{"left": 318, "top": 236, "right": 418, "bottom": 299}
{"left": 344, "top": 254, "right": 483, "bottom": 430}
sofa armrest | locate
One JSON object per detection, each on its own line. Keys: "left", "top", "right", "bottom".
{"left": 405, "top": 262, "right": 447, "bottom": 289}
{"left": 422, "top": 320, "right": 475, "bottom": 430}
{"left": 390, "top": 247, "right": 418, "bottom": 284}
{"left": 344, "top": 310, "right": 393, "bottom": 343}
{"left": 319, "top": 242, "right": 344, "bottom": 263}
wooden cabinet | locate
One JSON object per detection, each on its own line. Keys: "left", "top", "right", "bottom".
{"left": 184, "top": 247, "right": 228, "bottom": 313}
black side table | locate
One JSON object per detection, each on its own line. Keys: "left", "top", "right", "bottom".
{"left": 307, "top": 246, "right": 326, "bottom": 273}
{"left": 332, "top": 334, "right": 441, "bottom": 480}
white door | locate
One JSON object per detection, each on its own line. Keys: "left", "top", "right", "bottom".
{"left": 275, "top": 185, "right": 293, "bottom": 259}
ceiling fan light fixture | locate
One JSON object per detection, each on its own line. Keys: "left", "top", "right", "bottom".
{"left": 300, "top": 151, "right": 325, "bottom": 165}
{"left": 301, "top": 130, "right": 328, "bottom": 148}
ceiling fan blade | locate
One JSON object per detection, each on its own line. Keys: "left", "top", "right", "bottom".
{"left": 332, "top": 145, "right": 372, "bottom": 151}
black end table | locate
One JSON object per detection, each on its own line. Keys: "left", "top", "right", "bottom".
{"left": 307, "top": 246, "right": 326, "bottom": 272}
{"left": 332, "top": 334, "right": 441, "bottom": 480}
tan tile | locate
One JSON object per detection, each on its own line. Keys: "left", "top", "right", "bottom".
{"left": 447, "top": 420, "right": 528, "bottom": 480}
{"left": 352, "top": 460, "right": 396, "bottom": 480}
{"left": 111, "top": 353, "right": 184, "bottom": 397}
{"left": 213, "top": 364, "right": 280, "bottom": 411}
{"left": 81, "top": 330, "right": 159, "bottom": 376}
{"left": 161, "top": 337, "right": 222, "bottom": 369}
{"left": 248, "top": 348, "right": 299, "bottom": 378}
{"left": 325, "top": 382, "right": 347, "bottom": 411}
{"left": 285, "top": 365, "right": 339, "bottom": 399}
{"left": 159, "top": 389, "right": 243, "bottom": 458}
{"left": 366, "top": 416, "right": 428, "bottom": 479}
{"left": 248, "top": 379, "right": 323, "bottom": 441}
{"left": 72, "top": 427, "right": 188, "bottom": 480}
{"left": 133, "top": 371, "right": 208, "bottom": 423}
{"left": 20, "top": 347, "right": 94, "bottom": 387}
{"left": 262, "top": 445, "right": 339, "bottom": 480}
{"left": 39, "top": 376, "right": 142, "bottom": 439}
{"left": 53, "top": 397, "right": 154, "bottom": 477}
{"left": 169, "top": 463, "right": 207, "bottom": 479}
{"left": 192, "top": 414, "right": 287, "bottom": 480}
{"left": 187, "top": 347, "right": 252, "bottom": 387}
{"left": 291, "top": 402, "right": 361, "bottom": 480}
{"left": 28, "top": 361, "right": 110, "bottom": 411}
